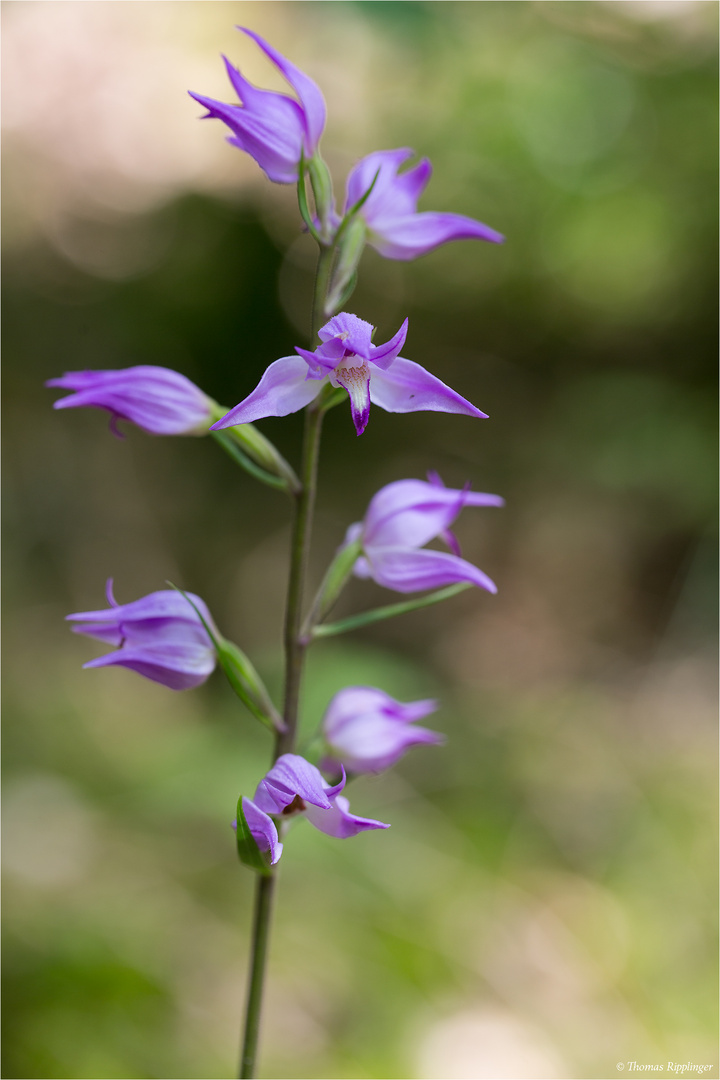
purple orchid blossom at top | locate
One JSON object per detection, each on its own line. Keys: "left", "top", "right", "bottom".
{"left": 66, "top": 581, "right": 218, "bottom": 690}
{"left": 210, "top": 312, "right": 486, "bottom": 437}
{"left": 322, "top": 687, "right": 443, "bottom": 774}
{"left": 189, "top": 28, "right": 326, "bottom": 184}
{"left": 46, "top": 366, "right": 213, "bottom": 437}
{"left": 345, "top": 471, "right": 504, "bottom": 593}
{"left": 239, "top": 753, "right": 390, "bottom": 865}
{"left": 344, "top": 148, "right": 504, "bottom": 260}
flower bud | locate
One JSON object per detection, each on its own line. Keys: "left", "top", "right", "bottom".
{"left": 67, "top": 582, "right": 218, "bottom": 690}
{"left": 47, "top": 366, "right": 213, "bottom": 437}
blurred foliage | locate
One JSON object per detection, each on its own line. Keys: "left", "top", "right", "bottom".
{"left": 2, "top": 2, "right": 717, "bottom": 1078}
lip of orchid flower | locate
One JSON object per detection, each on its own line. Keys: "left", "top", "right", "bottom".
{"left": 322, "top": 686, "right": 443, "bottom": 773}
{"left": 209, "top": 312, "right": 487, "bottom": 437}
{"left": 343, "top": 147, "right": 504, "bottom": 261}
{"left": 242, "top": 753, "right": 390, "bottom": 851}
{"left": 46, "top": 366, "right": 214, "bottom": 437}
{"left": 66, "top": 581, "right": 218, "bottom": 690}
{"left": 345, "top": 473, "right": 504, "bottom": 594}
{"left": 188, "top": 27, "right": 326, "bottom": 185}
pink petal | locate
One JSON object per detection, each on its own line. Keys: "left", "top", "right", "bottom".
{"left": 367, "top": 211, "right": 505, "bottom": 260}
{"left": 239, "top": 28, "right": 326, "bottom": 152}
{"left": 304, "top": 795, "right": 390, "bottom": 838}
{"left": 332, "top": 365, "right": 371, "bottom": 435}
{"left": 82, "top": 641, "right": 217, "bottom": 690}
{"left": 369, "top": 358, "right": 487, "bottom": 418}
{"left": 318, "top": 312, "right": 374, "bottom": 357}
{"left": 363, "top": 479, "right": 468, "bottom": 549}
{"left": 253, "top": 754, "right": 346, "bottom": 815}
{"left": 210, "top": 357, "right": 324, "bottom": 428}
{"left": 344, "top": 148, "right": 423, "bottom": 218}
{"left": 366, "top": 546, "right": 498, "bottom": 594}
{"left": 242, "top": 797, "right": 283, "bottom": 865}
{"left": 368, "top": 318, "right": 408, "bottom": 371}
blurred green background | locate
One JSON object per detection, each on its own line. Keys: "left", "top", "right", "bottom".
{"left": 2, "top": 2, "right": 717, "bottom": 1078}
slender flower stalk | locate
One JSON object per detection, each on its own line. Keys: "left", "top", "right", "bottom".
{"left": 239, "top": 244, "right": 334, "bottom": 1079}
{"left": 279, "top": 401, "right": 325, "bottom": 753}
{"left": 240, "top": 875, "right": 275, "bottom": 1079}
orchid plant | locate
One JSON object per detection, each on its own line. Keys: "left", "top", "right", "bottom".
{"left": 49, "top": 27, "right": 504, "bottom": 1079}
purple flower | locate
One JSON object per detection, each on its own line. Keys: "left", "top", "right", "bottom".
{"left": 322, "top": 687, "right": 443, "bottom": 773}
{"left": 46, "top": 366, "right": 213, "bottom": 437}
{"left": 346, "top": 472, "right": 504, "bottom": 593}
{"left": 210, "top": 312, "right": 486, "bottom": 437}
{"left": 66, "top": 581, "right": 218, "bottom": 690}
{"left": 240, "top": 753, "right": 389, "bottom": 864}
{"left": 189, "top": 28, "right": 326, "bottom": 184}
{"left": 344, "top": 148, "right": 504, "bottom": 260}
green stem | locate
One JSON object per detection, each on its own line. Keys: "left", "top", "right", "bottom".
{"left": 312, "top": 245, "right": 335, "bottom": 337}
{"left": 239, "top": 874, "right": 275, "bottom": 1079}
{"left": 239, "top": 246, "right": 329, "bottom": 1079}
{"left": 276, "top": 403, "right": 324, "bottom": 756}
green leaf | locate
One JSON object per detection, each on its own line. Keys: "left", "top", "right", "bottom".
{"left": 236, "top": 797, "right": 272, "bottom": 876}
{"left": 346, "top": 166, "right": 381, "bottom": 218}
{"left": 312, "top": 583, "right": 473, "bottom": 638}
